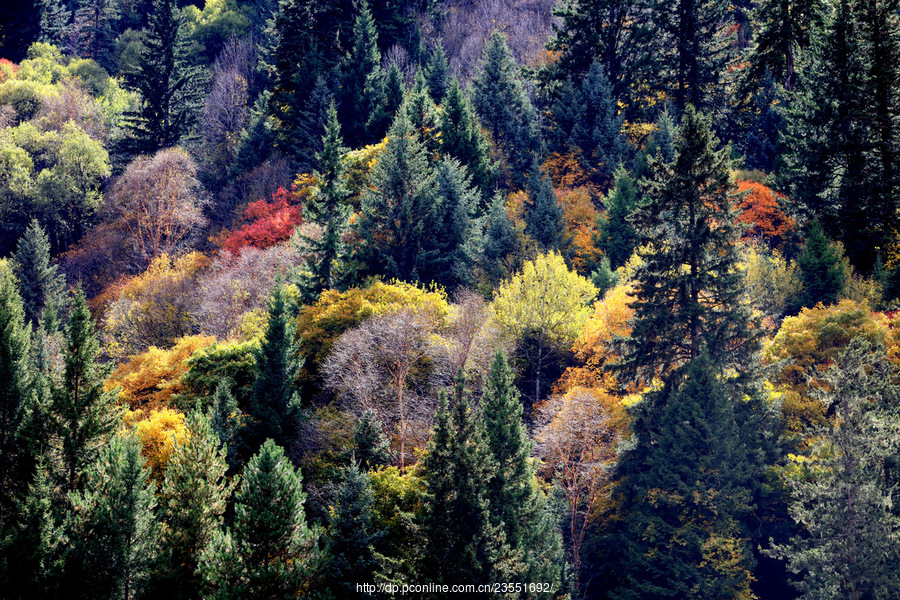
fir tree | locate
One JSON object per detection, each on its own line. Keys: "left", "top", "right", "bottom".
{"left": 300, "top": 102, "right": 349, "bottom": 298}
{"left": 417, "top": 158, "right": 482, "bottom": 290}
{"left": 355, "top": 108, "right": 440, "bottom": 283}
{"left": 420, "top": 393, "right": 506, "bottom": 593}
{"left": 69, "top": 433, "right": 158, "bottom": 600}
{"left": 440, "top": 78, "right": 496, "bottom": 197}
{"left": 340, "top": 0, "right": 383, "bottom": 147}
{"left": 247, "top": 285, "right": 301, "bottom": 450}
{"left": 0, "top": 261, "right": 33, "bottom": 538}
{"left": 367, "top": 61, "right": 405, "bottom": 138}
{"left": 403, "top": 71, "right": 441, "bottom": 156}
{"left": 154, "top": 412, "right": 233, "bottom": 600}
{"left": 424, "top": 41, "right": 450, "bottom": 103}
{"left": 120, "top": 0, "right": 205, "bottom": 157}
{"left": 326, "top": 462, "right": 380, "bottom": 598}
{"left": 12, "top": 220, "right": 66, "bottom": 329}
{"left": 207, "top": 382, "right": 243, "bottom": 472}
{"left": 37, "top": 0, "right": 71, "bottom": 46}
{"left": 596, "top": 165, "right": 639, "bottom": 269}
{"left": 796, "top": 220, "right": 847, "bottom": 309}
{"left": 201, "top": 440, "right": 320, "bottom": 600}
{"left": 49, "top": 288, "right": 120, "bottom": 494}
{"left": 482, "top": 352, "right": 564, "bottom": 594}
{"left": 480, "top": 191, "right": 518, "bottom": 286}
{"left": 349, "top": 408, "right": 392, "bottom": 470}
{"left": 471, "top": 31, "right": 539, "bottom": 189}
{"left": 746, "top": 0, "right": 825, "bottom": 91}
{"left": 767, "top": 339, "right": 900, "bottom": 600}
{"left": 73, "top": 0, "right": 119, "bottom": 71}
{"left": 591, "top": 256, "right": 619, "bottom": 297}
{"left": 525, "top": 166, "right": 566, "bottom": 251}
{"left": 619, "top": 106, "right": 758, "bottom": 383}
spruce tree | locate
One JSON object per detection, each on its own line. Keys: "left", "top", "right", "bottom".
{"left": 326, "top": 463, "right": 379, "bottom": 598}
{"left": 440, "top": 78, "right": 496, "bottom": 197}
{"left": 596, "top": 165, "right": 639, "bottom": 269}
{"left": 154, "top": 412, "right": 233, "bottom": 600}
{"left": 424, "top": 41, "right": 450, "bottom": 103}
{"left": 37, "top": 0, "right": 71, "bottom": 46}
{"left": 74, "top": 0, "right": 119, "bottom": 71}
{"left": 619, "top": 106, "right": 758, "bottom": 383}
{"left": 300, "top": 102, "right": 350, "bottom": 298}
{"left": 49, "top": 288, "right": 120, "bottom": 494}
{"left": 0, "top": 261, "right": 33, "bottom": 539}
{"left": 525, "top": 166, "right": 566, "bottom": 251}
{"left": 355, "top": 108, "right": 440, "bottom": 283}
{"left": 120, "top": 0, "right": 205, "bottom": 156}
{"left": 368, "top": 61, "right": 406, "bottom": 139}
{"left": 201, "top": 440, "right": 320, "bottom": 599}
{"left": 403, "top": 71, "right": 441, "bottom": 155}
{"left": 482, "top": 352, "right": 564, "bottom": 594}
{"left": 349, "top": 408, "right": 392, "bottom": 470}
{"left": 207, "top": 382, "right": 243, "bottom": 472}
{"left": 247, "top": 285, "right": 301, "bottom": 451}
{"left": 746, "top": 0, "right": 825, "bottom": 91}
{"left": 471, "top": 31, "right": 539, "bottom": 189}
{"left": 340, "top": 0, "right": 383, "bottom": 147}
{"left": 481, "top": 191, "right": 518, "bottom": 286}
{"left": 69, "top": 433, "right": 158, "bottom": 600}
{"left": 12, "top": 220, "right": 66, "bottom": 329}
{"left": 420, "top": 392, "right": 506, "bottom": 593}
{"left": 796, "top": 220, "right": 847, "bottom": 308}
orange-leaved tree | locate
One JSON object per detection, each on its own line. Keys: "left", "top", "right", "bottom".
{"left": 735, "top": 180, "right": 794, "bottom": 251}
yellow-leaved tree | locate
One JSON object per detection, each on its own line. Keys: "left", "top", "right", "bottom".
{"left": 492, "top": 251, "right": 598, "bottom": 406}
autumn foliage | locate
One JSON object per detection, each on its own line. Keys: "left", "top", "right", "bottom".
{"left": 735, "top": 180, "right": 794, "bottom": 250}
{"left": 222, "top": 186, "right": 303, "bottom": 255}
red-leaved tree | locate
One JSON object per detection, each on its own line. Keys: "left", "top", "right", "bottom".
{"left": 221, "top": 186, "right": 303, "bottom": 255}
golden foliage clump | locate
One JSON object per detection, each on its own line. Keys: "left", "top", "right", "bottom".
{"left": 556, "top": 186, "right": 601, "bottom": 274}
{"left": 107, "top": 334, "right": 217, "bottom": 410}
{"left": 123, "top": 407, "right": 188, "bottom": 482}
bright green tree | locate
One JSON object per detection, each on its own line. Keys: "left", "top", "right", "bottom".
{"left": 153, "top": 412, "right": 234, "bottom": 600}
{"left": 201, "top": 440, "right": 321, "bottom": 599}
{"left": 69, "top": 433, "right": 159, "bottom": 600}
{"left": 796, "top": 221, "right": 848, "bottom": 309}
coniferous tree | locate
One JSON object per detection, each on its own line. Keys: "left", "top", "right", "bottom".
{"left": 37, "top": 0, "right": 71, "bottom": 46}
{"left": 472, "top": 31, "right": 539, "bottom": 190}
{"left": 418, "top": 158, "right": 482, "bottom": 290}
{"left": 440, "top": 78, "right": 496, "bottom": 197}
{"left": 0, "top": 261, "right": 33, "bottom": 536}
{"left": 120, "top": 0, "right": 205, "bottom": 157}
{"left": 300, "top": 102, "right": 349, "bottom": 298}
{"left": 355, "top": 108, "right": 440, "bottom": 283}
{"left": 12, "top": 220, "right": 66, "bottom": 329}
{"left": 746, "top": 0, "right": 825, "bottom": 91}
{"left": 596, "top": 165, "right": 639, "bottom": 269}
{"left": 420, "top": 393, "right": 506, "bottom": 594}
{"left": 49, "top": 289, "right": 120, "bottom": 494}
{"left": 154, "top": 412, "right": 233, "bottom": 600}
{"left": 525, "top": 166, "right": 566, "bottom": 251}
{"left": 326, "top": 462, "right": 379, "bottom": 598}
{"left": 69, "top": 433, "right": 158, "bottom": 600}
{"left": 767, "top": 339, "right": 900, "bottom": 600}
{"left": 247, "top": 285, "right": 301, "bottom": 450}
{"left": 481, "top": 191, "right": 518, "bottom": 286}
{"left": 292, "top": 74, "right": 336, "bottom": 172}
{"left": 796, "top": 220, "right": 847, "bottom": 309}
{"left": 207, "top": 382, "right": 243, "bottom": 472}
{"left": 348, "top": 409, "right": 392, "bottom": 470}
{"left": 201, "top": 440, "right": 320, "bottom": 600}
{"left": 482, "top": 352, "right": 564, "bottom": 594}
{"left": 424, "top": 41, "right": 450, "bottom": 103}
{"left": 403, "top": 72, "right": 441, "bottom": 156}
{"left": 73, "top": 0, "right": 119, "bottom": 71}
{"left": 367, "top": 61, "right": 406, "bottom": 137}
{"left": 340, "top": 0, "right": 383, "bottom": 147}
{"left": 618, "top": 106, "right": 758, "bottom": 383}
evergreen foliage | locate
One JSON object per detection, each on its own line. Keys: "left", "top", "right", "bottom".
{"left": 37, "top": 0, "right": 71, "bottom": 46}
{"left": 796, "top": 221, "right": 848, "bottom": 308}
{"left": 525, "top": 166, "right": 566, "bottom": 250}
{"left": 597, "top": 165, "right": 639, "bottom": 269}
{"left": 69, "top": 433, "right": 158, "bottom": 600}
{"left": 619, "top": 106, "right": 758, "bottom": 383}
{"left": 326, "top": 462, "right": 380, "bottom": 598}
{"left": 440, "top": 78, "right": 496, "bottom": 196}
{"left": 74, "top": 0, "right": 119, "bottom": 71}
{"left": 424, "top": 41, "right": 450, "bottom": 103}
{"left": 472, "top": 31, "right": 538, "bottom": 189}
{"left": 349, "top": 408, "right": 392, "bottom": 470}
{"left": 481, "top": 191, "right": 518, "bottom": 286}
{"left": 201, "top": 440, "right": 320, "bottom": 599}
{"left": 154, "top": 412, "right": 234, "bottom": 600}
{"left": 247, "top": 285, "right": 301, "bottom": 450}
{"left": 12, "top": 220, "right": 66, "bottom": 329}
{"left": 120, "top": 0, "right": 205, "bottom": 157}
{"left": 355, "top": 108, "right": 440, "bottom": 283}
{"left": 207, "top": 382, "right": 244, "bottom": 472}
{"left": 746, "top": 0, "right": 825, "bottom": 91}
{"left": 49, "top": 288, "right": 120, "bottom": 494}
{"left": 340, "top": 0, "right": 383, "bottom": 147}
{"left": 420, "top": 392, "right": 506, "bottom": 593}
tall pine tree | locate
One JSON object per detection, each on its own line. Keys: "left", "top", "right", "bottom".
{"left": 12, "top": 220, "right": 66, "bottom": 329}
{"left": 440, "top": 78, "right": 497, "bottom": 197}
